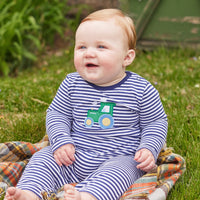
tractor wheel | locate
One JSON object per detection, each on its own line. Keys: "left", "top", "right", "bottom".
{"left": 84, "top": 117, "right": 94, "bottom": 127}
{"left": 99, "top": 114, "right": 114, "bottom": 129}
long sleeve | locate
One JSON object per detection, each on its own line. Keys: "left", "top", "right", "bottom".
{"left": 46, "top": 76, "right": 74, "bottom": 153}
{"left": 137, "top": 83, "right": 168, "bottom": 160}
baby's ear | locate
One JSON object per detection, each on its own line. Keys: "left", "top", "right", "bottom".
{"left": 123, "top": 49, "right": 135, "bottom": 67}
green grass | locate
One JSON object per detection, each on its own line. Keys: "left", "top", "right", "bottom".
{"left": 0, "top": 47, "right": 200, "bottom": 199}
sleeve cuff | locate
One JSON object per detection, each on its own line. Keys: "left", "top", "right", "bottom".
{"left": 50, "top": 137, "right": 74, "bottom": 153}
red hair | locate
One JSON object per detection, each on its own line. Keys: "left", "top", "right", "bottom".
{"left": 81, "top": 9, "right": 137, "bottom": 50}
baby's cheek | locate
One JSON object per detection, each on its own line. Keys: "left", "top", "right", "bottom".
{"left": 74, "top": 54, "right": 82, "bottom": 69}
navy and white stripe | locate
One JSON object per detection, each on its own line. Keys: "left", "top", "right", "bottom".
{"left": 17, "top": 147, "right": 144, "bottom": 199}
{"left": 17, "top": 71, "right": 167, "bottom": 199}
{"left": 47, "top": 71, "right": 167, "bottom": 159}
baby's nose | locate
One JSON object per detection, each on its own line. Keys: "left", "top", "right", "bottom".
{"left": 85, "top": 47, "right": 96, "bottom": 58}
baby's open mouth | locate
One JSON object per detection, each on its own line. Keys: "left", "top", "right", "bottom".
{"left": 86, "top": 63, "right": 98, "bottom": 67}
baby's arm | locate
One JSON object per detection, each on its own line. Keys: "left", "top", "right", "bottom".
{"left": 137, "top": 83, "right": 168, "bottom": 166}
{"left": 134, "top": 148, "right": 156, "bottom": 172}
{"left": 54, "top": 143, "right": 75, "bottom": 166}
{"left": 46, "top": 76, "right": 76, "bottom": 165}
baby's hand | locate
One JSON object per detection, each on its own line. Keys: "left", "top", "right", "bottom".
{"left": 54, "top": 144, "right": 75, "bottom": 166}
{"left": 134, "top": 149, "right": 156, "bottom": 172}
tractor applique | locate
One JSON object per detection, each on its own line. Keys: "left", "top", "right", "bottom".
{"left": 84, "top": 102, "right": 116, "bottom": 129}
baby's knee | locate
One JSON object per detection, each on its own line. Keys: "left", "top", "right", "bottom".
{"left": 101, "top": 155, "right": 144, "bottom": 178}
{"left": 31, "top": 146, "right": 54, "bottom": 162}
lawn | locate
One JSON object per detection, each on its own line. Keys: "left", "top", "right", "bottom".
{"left": 0, "top": 47, "right": 200, "bottom": 199}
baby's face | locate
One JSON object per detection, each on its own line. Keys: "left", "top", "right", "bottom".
{"left": 74, "top": 19, "right": 134, "bottom": 86}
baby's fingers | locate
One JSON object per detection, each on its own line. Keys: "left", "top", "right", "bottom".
{"left": 137, "top": 158, "right": 156, "bottom": 172}
{"left": 136, "top": 156, "right": 150, "bottom": 168}
{"left": 141, "top": 162, "right": 156, "bottom": 172}
{"left": 54, "top": 154, "right": 63, "bottom": 166}
{"left": 55, "top": 153, "right": 74, "bottom": 166}
{"left": 65, "top": 146, "right": 75, "bottom": 162}
{"left": 134, "top": 151, "right": 141, "bottom": 161}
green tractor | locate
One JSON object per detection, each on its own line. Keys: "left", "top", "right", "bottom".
{"left": 84, "top": 102, "right": 116, "bottom": 129}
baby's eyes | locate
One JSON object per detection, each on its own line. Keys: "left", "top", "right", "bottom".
{"left": 76, "top": 45, "right": 107, "bottom": 50}
{"left": 79, "top": 46, "right": 86, "bottom": 49}
{"left": 98, "top": 45, "right": 106, "bottom": 49}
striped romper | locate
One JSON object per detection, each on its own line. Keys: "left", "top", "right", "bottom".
{"left": 17, "top": 71, "right": 168, "bottom": 200}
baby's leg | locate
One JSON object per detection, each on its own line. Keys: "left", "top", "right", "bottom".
{"left": 75, "top": 155, "right": 144, "bottom": 200}
{"left": 16, "top": 146, "right": 79, "bottom": 199}
{"left": 64, "top": 185, "right": 96, "bottom": 200}
{"left": 4, "top": 187, "right": 39, "bottom": 200}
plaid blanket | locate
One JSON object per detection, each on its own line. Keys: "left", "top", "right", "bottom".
{"left": 0, "top": 135, "right": 186, "bottom": 200}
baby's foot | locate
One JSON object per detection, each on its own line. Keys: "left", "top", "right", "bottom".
{"left": 4, "top": 187, "right": 38, "bottom": 200}
{"left": 64, "top": 185, "right": 96, "bottom": 200}
{"left": 64, "top": 184, "right": 81, "bottom": 200}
